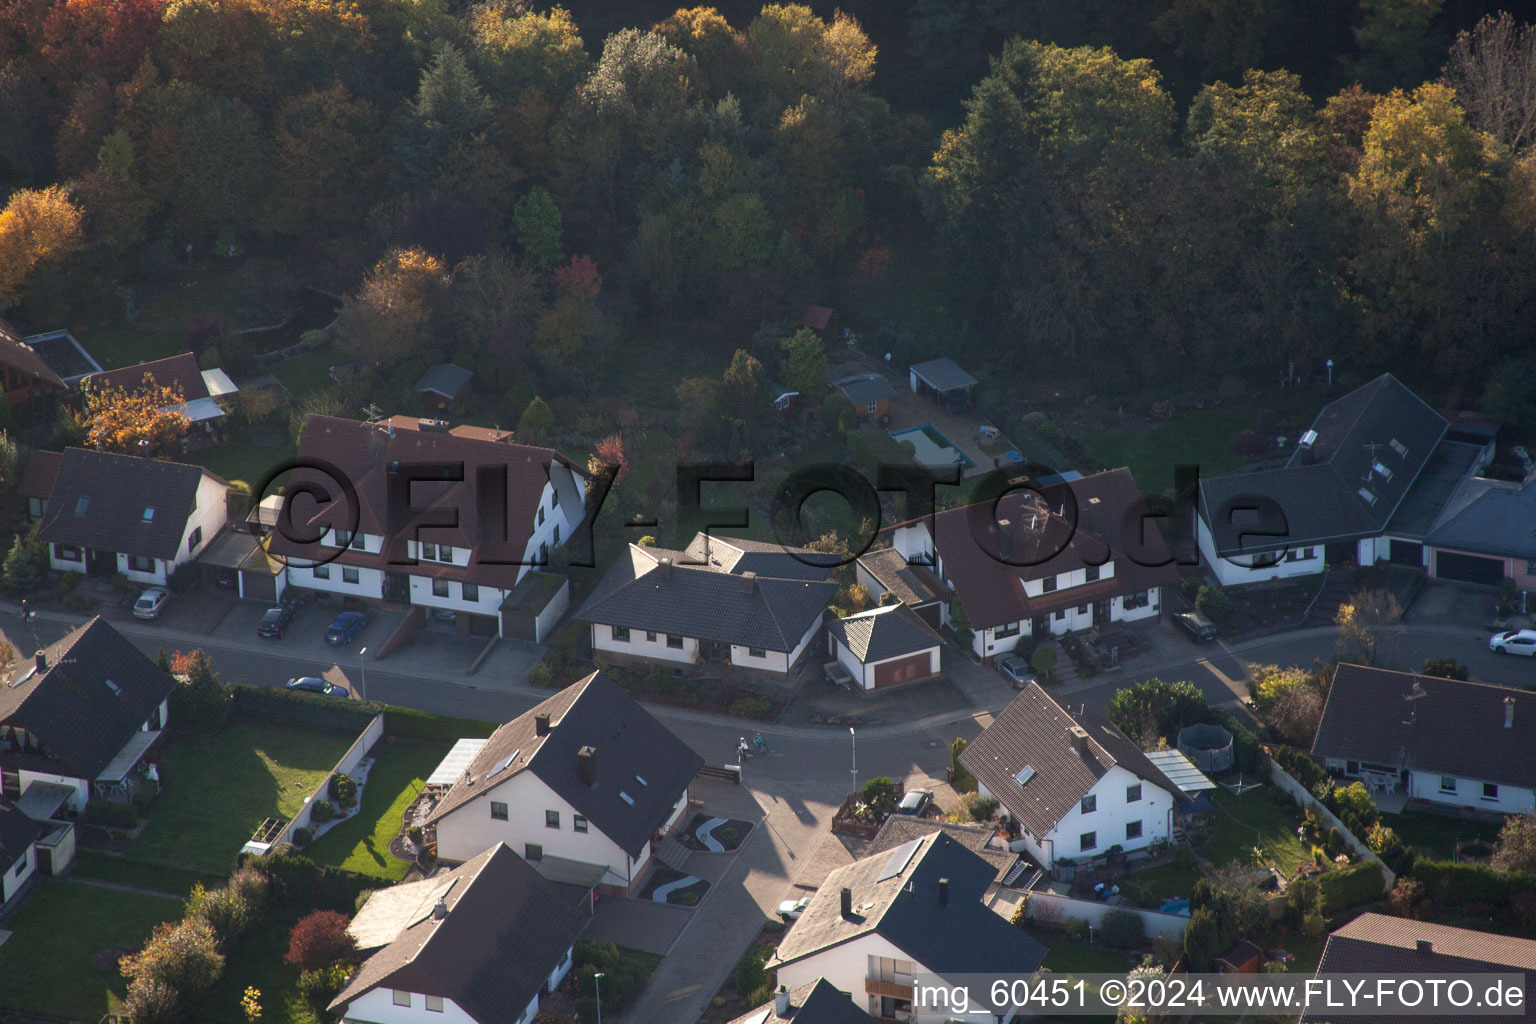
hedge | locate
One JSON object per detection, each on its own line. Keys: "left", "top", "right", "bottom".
{"left": 383, "top": 705, "right": 498, "bottom": 741}
{"left": 1409, "top": 860, "right": 1532, "bottom": 908}
{"left": 1208, "top": 708, "right": 1268, "bottom": 776}
{"left": 232, "top": 685, "right": 379, "bottom": 730}
{"left": 234, "top": 851, "right": 378, "bottom": 913}
{"left": 85, "top": 798, "right": 140, "bottom": 829}
{"left": 1319, "top": 862, "right": 1386, "bottom": 912}
{"left": 1273, "top": 746, "right": 1328, "bottom": 791}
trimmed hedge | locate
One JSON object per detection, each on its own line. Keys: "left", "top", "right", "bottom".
{"left": 1319, "top": 861, "right": 1385, "bottom": 912}
{"left": 232, "top": 684, "right": 379, "bottom": 730}
{"left": 1410, "top": 860, "right": 1532, "bottom": 908}
{"left": 1209, "top": 708, "right": 1267, "bottom": 776}
{"left": 1274, "top": 746, "right": 1328, "bottom": 790}
{"left": 85, "top": 798, "right": 139, "bottom": 829}
{"left": 235, "top": 851, "right": 378, "bottom": 913}
{"left": 383, "top": 705, "right": 498, "bottom": 741}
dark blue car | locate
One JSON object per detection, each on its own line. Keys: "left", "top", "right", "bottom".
{"left": 325, "top": 611, "right": 366, "bottom": 645}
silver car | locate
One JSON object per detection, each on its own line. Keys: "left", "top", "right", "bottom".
{"left": 133, "top": 587, "right": 170, "bottom": 620}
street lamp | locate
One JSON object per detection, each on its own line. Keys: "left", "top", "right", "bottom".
{"left": 358, "top": 647, "right": 368, "bottom": 702}
{"left": 850, "top": 727, "right": 857, "bottom": 799}
{"left": 1326, "top": 359, "right": 1334, "bottom": 386}
{"left": 593, "top": 971, "right": 605, "bottom": 1024}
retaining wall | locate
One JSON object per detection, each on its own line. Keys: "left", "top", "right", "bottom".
{"left": 1267, "top": 759, "right": 1396, "bottom": 891}
{"left": 245, "top": 713, "right": 385, "bottom": 855}
{"left": 1021, "top": 889, "right": 1191, "bottom": 942}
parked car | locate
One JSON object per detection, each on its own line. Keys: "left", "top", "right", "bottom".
{"left": 896, "top": 788, "right": 933, "bottom": 817}
{"left": 285, "top": 676, "right": 349, "bottom": 698}
{"left": 998, "top": 654, "right": 1034, "bottom": 688}
{"left": 132, "top": 587, "right": 170, "bottom": 620}
{"left": 325, "top": 611, "right": 366, "bottom": 645}
{"left": 257, "top": 604, "right": 295, "bottom": 638}
{"left": 1490, "top": 629, "right": 1536, "bottom": 655}
{"left": 1175, "top": 611, "right": 1218, "bottom": 641}
{"left": 778, "top": 896, "right": 811, "bottom": 921}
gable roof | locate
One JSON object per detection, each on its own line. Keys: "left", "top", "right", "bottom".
{"left": 16, "top": 449, "right": 61, "bottom": 501}
{"left": 1200, "top": 374, "right": 1447, "bottom": 555}
{"left": 1422, "top": 469, "right": 1536, "bottom": 560}
{"left": 891, "top": 468, "right": 1178, "bottom": 629}
{"left": 0, "top": 322, "right": 65, "bottom": 388}
{"left": 0, "top": 618, "right": 176, "bottom": 780}
{"left": 1300, "top": 913, "right": 1536, "bottom": 1022}
{"left": 833, "top": 375, "right": 894, "bottom": 406}
{"left": 1310, "top": 664, "right": 1536, "bottom": 788}
{"left": 682, "top": 533, "right": 836, "bottom": 583}
{"left": 0, "top": 799, "right": 44, "bottom": 868}
{"left": 86, "top": 353, "right": 211, "bottom": 402}
{"left": 826, "top": 604, "right": 940, "bottom": 664}
{"left": 727, "top": 980, "right": 873, "bottom": 1024}
{"left": 867, "top": 817, "right": 1018, "bottom": 886}
{"left": 773, "top": 831, "right": 1045, "bottom": 976}
{"left": 35, "top": 449, "right": 223, "bottom": 561}
{"left": 425, "top": 672, "right": 702, "bottom": 857}
{"left": 576, "top": 545, "right": 836, "bottom": 653}
{"left": 413, "top": 364, "right": 473, "bottom": 399}
{"left": 910, "top": 358, "right": 976, "bottom": 392}
{"left": 959, "top": 682, "right": 1180, "bottom": 838}
{"left": 1382, "top": 439, "right": 1486, "bottom": 539}
{"left": 331, "top": 844, "right": 588, "bottom": 1024}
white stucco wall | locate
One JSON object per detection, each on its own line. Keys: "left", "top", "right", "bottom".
{"left": 517, "top": 463, "right": 586, "bottom": 584}
{"left": 0, "top": 843, "right": 36, "bottom": 906}
{"left": 590, "top": 624, "right": 697, "bottom": 666}
{"left": 18, "top": 769, "right": 88, "bottom": 813}
{"left": 985, "top": 765, "right": 1173, "bottom": 867}
{"left": 342, "top": 987, "right": 483, "bottom": 1024}
{"left": 1198, "top": 515, "right": 1327, "bottom": 586}
{"left": 776, "top": 931, "right": 916, "bottom": 1016}
{"left": 1407, "top": 772, "right": 1536, "bottom": 814}
{"left": 301, "top": 561, "right": 385, "bottom": 599}
{"left": 532, "top": 578, "right": 570, "bottom": 642}
{"left": 407, "top": 576, "right": 509, "bottom": 616}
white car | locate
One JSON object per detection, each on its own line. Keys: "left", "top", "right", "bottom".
{"left": 1490, "top": 629, "right": 1536, "bottom": 655}
{"left": 133, "top": 587, "right": 171, "bottom": 620}
{"left": 778, "top": 896, "right": 811, "bottom": 921}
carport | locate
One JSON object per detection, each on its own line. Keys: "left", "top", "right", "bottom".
{"left": 1433, "top": 549, "right": 1504, "bottom": 586}
{"left": 199, "top": 530, "right": 288, "bottom": 602}
{"left": 909, "top": 357, "right": 977, "bottom": 413}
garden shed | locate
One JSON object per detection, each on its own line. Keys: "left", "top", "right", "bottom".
{"left": 909, "top": 357, "right": 977, "bottom": 413}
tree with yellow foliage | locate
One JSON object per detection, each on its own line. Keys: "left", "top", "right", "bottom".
{"left": 84, "top": 376, "right": 191, "bottom": 454}
{"left": 334, "top": 248, "right": 448, "bottom": 365}
{"left": 0, "top": 186, "right": 85, "bottom": 309}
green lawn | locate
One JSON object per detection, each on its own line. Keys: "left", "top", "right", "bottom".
{"left": 71, "top": 850, "right": 228, "bottom": 897}
{"left": 130, "top": 718, "right": 358, "bottom": 874}
{"left": 200, "top": 906, "right": 323, "bottom": 1024}
{"left": 307, "top": 739, "right": 449, "bottom": 880}
{"left": 0, "top": 881, "right": 183, "bottom": 1019}
{"left": 189, "top": 435, "right": 297, "bottom": 488}
{"left": 1202, "top": 787, "right": 1311, "bottom": 877}
{"left": 1036, "top": 934, "right": 1141, "bottom": 975}
{"left": 1380, "top": 810, "right": 1505, "bottom": 862}
{"left": 269, "top": 346, "right": 340, "bottom": 394}
{"left": 1119, "top": 862, "right": 1203, "bottom": 908}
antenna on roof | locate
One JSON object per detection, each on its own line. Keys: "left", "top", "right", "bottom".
{"left": 1402, "top": 681, "right": 1428, "bottom": 725}
{"left": 1362, "top": 441, "right": 1383, "bottom": 460}
{"left": 362, "top": 403, "right": 386, "bottom": 424}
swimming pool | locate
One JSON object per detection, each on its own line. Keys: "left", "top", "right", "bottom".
{"left": 890, "top": 423, "right": 979, "bottom": 471}
{"left": 1160, "top": 898, "right": 1191, "bottom": 916}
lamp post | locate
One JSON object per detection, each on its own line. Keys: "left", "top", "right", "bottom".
{"left": 1326, "top": 359, "right": 1334, "bottom": 386}
{"left": 850, "top": 727, "right": 857, "bottom": 799}
{"left": 594, "top": 971, "right": 605, "bottom": 1024}
{"left": 357, "top": 647, "right": 368, "bottom": 702}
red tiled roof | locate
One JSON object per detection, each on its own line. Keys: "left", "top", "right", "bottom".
{"left": 86, "top": 352, "right": 210, "bottom": 401}
{"left": 799, "top": 304, "right": 834, "bottom": 331}
{"left": 16, "top": 449, "right": 61, "bottom": 500}
{"left": 0, "top": 324, "right": 65, "bottom": 389}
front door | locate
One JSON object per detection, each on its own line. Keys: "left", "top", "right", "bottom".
{"left": 1092, "top": 599, "right": 1111, "bottom": 626}
{"left": 86, "top": 548, "right": 115, "bottom": 577}
{"left": 383, "top": 572, "right": 410, "bottom": 604}
{"left": 701, "top": 639, "right": 725, "bottom": 662}
{"left": 1031, "top": 614, "right": 1050, "bottom": 638}
{"left": 37, "top": 846, "right": 52, "bottom": 877}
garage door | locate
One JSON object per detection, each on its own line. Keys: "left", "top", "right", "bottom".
{"left": 1388, "top": 540, "right": 1423, "bottom": 567}
{"left": 1435, "top": 551, "right": 1504, "bottom": 585}
{"left": 873, "top": 652, "right": 933, "bottom": 688}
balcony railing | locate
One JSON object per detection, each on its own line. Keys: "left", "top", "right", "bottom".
{"left": 864, "top": 978, "right": 914, "bottom": 1001}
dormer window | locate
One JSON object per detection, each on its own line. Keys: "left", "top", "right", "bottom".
{"left": 1372, "top": 461, "right": 1392, "bottom": 481}
{"left": 1041, "top": 575, "right": 1057, "bottom": 593}
{"left": 74, "top": 496, "right": 89, "bottom": 516}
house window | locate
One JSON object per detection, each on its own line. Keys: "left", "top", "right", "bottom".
{"left": 525, "top": 843, "right": 543, "bottom": 861}
{"left": 491, "top": 802, "right": 508, "bottom": 820}
{"left": 1054, "top": 609, "right": 1065, "bottom": 620}
{"left": 187, "top": 526, "right": 202, "bottom": 552}
{"left": 748, "top": 646, "right": 766, "bottom": 658}
{"left": 1080, "top": 832, "right": 1096, "bottom": 852}
{"left": 539, "top": 542, "right": 549, "bottom": 563}
{"left": 1126, "top": 821, "right": 1143, "bottom": 841}
{"left": 552, "top": 525, "right": 560, "bottom": 546}
{"left": 1440, "top": 776, "right": 1456, "bottom": 793}
{"left": 393, "top": 991, "right": 412, "bottom": 1007}
{"left": 1085, "top": 564, "right": 1100, "bottom": 582}
{"left": 425, "top": 996, "right": 444, "bottom": 1013}
{"left": 129, "top": 555, "right": 154, "bottom": 573}
{"left": 1123, "top": 590, "right": 1150, "bottom": 610}
{"left": 546, "top": 810, "right": 560, "bottom": 829}
{"left": 439, "top": 545, "right": 454, "bottom": 562}
{"left": 335, "top": 529, "right": 352, "bottom": 548}
{"left": 1041, "top": 575, "right": 1057, "bottom": 593}
{"left": 646, "top": 631, "right": 657, "bottom": 642}
{"left": 1527, "top": 559, "right": 1536, "bottom": 576}
{"left": 1080, "top": 795, "right": 1096, "bottom": 814}
{"left": 1077, "top": 604, "right": 1088, "bottom": 615}
{"left": 433, "top": 578, "right": 450, "bottom": 598}
{"left": 1483, "top": 783, "right": 1499, "bottom": 801}
{"left": 1126, "top": 784, "right": 1142, "bottom": 803}
{"left": 551, "top": 488, "right": 559, "bottom": 507}
{"left": 421, "top": 542, "right": 437, "bottom": 561}
{"left": 462, "top": 583, "right": 479, "bottom": 602}
{"left": 867, "top": 401, "right": 878, "bottom": 413}
{"left": 313, "top": 565, "right": 330, "bottom": 580}
{"left": 538, "top": 507, "right": 546, "bottom": 526}
{"left": 666, "top": 635, "right": 684, "bottom": 649}
{"left": 994, "top": 622, "right": 1020, "bottom": 639}
{"left": 53, "top": 544, "right": 81, "bottom": 563}
{"left": 574, "top": 815, "right": 588, "bottom": 833}
{"left": 342, "top": 567, "right": 360, "bottom": 584}
{"left": 611, "top": 626, "right": 631, "bottom": 643}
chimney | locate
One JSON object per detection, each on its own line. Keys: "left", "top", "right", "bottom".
{"left": 1088, "top": 497, "right": 1101, "bottom": 536}
{"left": 1069, "top": 726, "right": 1089, "bottom": 754}
{"left": 840, "top": 887, "right": 853, "bottom": 919}
{"left": 535, "top": 713, "right": 551, "bottom": 737}
{"left": 774, "top": 987, "right": 791, "bottom": 1017}
{"left": 1416, "top": 939, "right": 1433, "bottom": 955}
{"left": 432, "top": 898, "right": 447, "bottom": 921}
{"left": 657, "top": 557, "right": 672, "bottom": 577}
{"left": 741, "top": 571, "right": 758, "bottom": 592}
{"left": 34, "top": 651, "right": 46, "bottom": 672}
{"left": 938, "top": 877, "right": 949, "bottom": 907}
{"left": 1506, "top": 697, "right": 1516, "bottom": 729}
{"left": 997, "top": 519, "right": 1012, "bottom": 560}
{"left": 577, "top": 746, "right": 596, "bottom": 786}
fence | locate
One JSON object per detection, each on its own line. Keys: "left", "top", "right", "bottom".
{"left": 1021, "top": 888, "right": 1191, "bottom": 942}
{"left": 242, "top": 713, "right": 385, "bottom": 856}
{"left": 1267, "top": 759, "right": 1396, "bottom": 892}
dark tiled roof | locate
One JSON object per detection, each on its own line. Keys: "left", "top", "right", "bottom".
{"left": 727, "top": 980, "right": 873, "bottom": 1024}
{"left": 16, "top": 449, "right": 61, "bottom": 500}
{"left": 1423, "top": 469, "right": 1536, "bottom": 560}
{"left": 576, "top": 545, "right": 836, "bottom": 653}
{"left": 1200, "top": 374, "right": 1447, "bottom": 555}
{"left": 868, "top": 818, "right": 1018, "bottom": 885}
{"left": 890, "top": 468, "right": 1178, "bottom": 630}
{"left": 683, "top": 533, "right": 836, "bottom": 582}
{"left": 1216, "top": 939, "right": 1263, "bottom": 967}
{"left": 0, "top": 323, "right": 65, "bottom": 388}
{"left": 1311, "top": 665, "right": 1536, "bottom": 788}
{"left": 331, "top": 844, "right": 588, "bottom": 1024}
{"left": 1300, "top": 913, "right": 1536, "bottom": 1023}
{"left": 959, "top": 683, "right": 1180, "bottom": 838}
{"left": 857, "top": 547, "right": 945, "bottom": 607}
{"left": 1383, "top": 440, "right": 1485, "bottom": 539}
{"left": 425, "top": 672, "right": 702, "bottom": 857}
{"left": 833, "top": 376, "right": 894, "bottom": 406}
{"left": 0, "top": 799, "right": 44, "bottom": 868}
{"left": 413, "top": 364, "right": 473, "bottom": 398}
{"left": 826, "top": 605, "right": 940, "bottom": 664}
{"left": 910, "top": 358, "right": 976, "bottom": 392}
{"left": 0, "top": 618, "right": 175, "bottom": 780}
{"left": 36, "top": 449, "right": 219, "bottom": 561}
{"left": 773, "top": 832, "right": 1045, "bottom": 975}
{"left": 86, "top": 353, "right": 210, "bottom": 401}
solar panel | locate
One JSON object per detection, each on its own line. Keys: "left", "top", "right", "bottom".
{"left": 486, "top": 748, "right": 521, "bottom": 780}
{"left": 877, "top": 837, "right": 922, "bottom": 881}
{"left": 1014, "top": 765, "right": 1036, "bottom": 787}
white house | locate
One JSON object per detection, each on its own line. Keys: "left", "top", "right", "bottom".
{"left": 34, "top": 448, "right": 228, "bottom": 585}
{"left": 770, "top": 831, "right": 1045, "bottom": 1023}
{"left": 960, "top": 682, "right": 1181, "bottom": 869}
{"left": 1312, "top": 665, "right": 1536, "bottom": 815}
{"left": 330, "top": 843, "right": 588, "bottom": 1024}
{"left": 825, "top": 604, "right": 942, "bottom": 691}
{"left": 727, "top": 980, "right": 875, "bottom": 1024}
{"left": 267, "top": 415, "right": 585, "bottom": 640}
{"left": 885, "top": 468, "right": 1178, "bottom": 662}
{"left": 424, "top": 671, "right": 703, "bottom": 896}
{"left": 0, "top": 800, "right": 43, "bottom": 911}
{"left": 576, "top": 538, "right": 837, "bottom": 677}
{"left": 0, "top": 618, "right": 175, "bottom": 810}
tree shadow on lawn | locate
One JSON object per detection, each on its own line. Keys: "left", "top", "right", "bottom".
{"left": 305, "top": 739, "right": 448, "bottom": 881}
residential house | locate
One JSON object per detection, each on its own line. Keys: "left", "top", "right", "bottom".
{"left": 0, "top": 799, "right": 44, "bottom": 911}
{"left": 16, "top": 327, "right": 101, "bottom": 388}
{"left": 424, "top": 671, "right": 703, "bottom": 896}
{"left": 908, "top": 357, "right": 976, "bottom": 413}
{"left": 960, "top": 682, "right": 1181, "bottom": 869}
{"left": 826, "top": 604, "right": 942, "bottom": 691}
{"left": 0, "top": 322, "right": 67, "bottom": 426}
{"left": 0, "top": 618, "right": 175, "bottom": 810}
{"left": 866, "top": 816, "right": 1025, "bottom": 895}
{"left": 576, "top": 542, "right": 836, "bottom": 677}
{"left": 854, "top": 547, "right": 946, "bottom": 631}
{"left": 85, "top": 352, "right": 240, "bottom": 446}
{"left": 267, "top": 415, "right": 585, "bottom": 640}
{"left": 1311, "top": 664, "right": 1536, "bottom": 815}
{"left": 1300, "top": 913, "right": 1536, "bottom": 1023}
{"left": 1196, "top": 373, "right": 1512, "bottom": 587}
{"left": 886, "top": 468, "right": 1179, "bottom": 661}
{"left": 35, "top": 448, "right": 229, "bottom": 585}
{"left": 770, "top": 831, "right": 1046, "bottom": 1023}
{"left": 412, "top": 364, "right": 472, "bottom": 413}
{"left": 833, "top": 375, "right": 894, "bottom": 423}
{"left": 330, "top": 843, "right": 588, "bottom": 1024}
{"left": 682, "top": 533, "right": 836, "bottom": 581}
{"left": 728, "top": 980, "right": 875, "bottom": 1024}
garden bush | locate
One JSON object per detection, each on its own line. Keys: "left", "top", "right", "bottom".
{"left": 123, "top": 977, "right": 180, "bottom": 1024}
{"left": 186, "top": 883, "right": 253, "bottom": 951}
{"left": 1100, "top": 909, "right": 1146, "bottom": 948}
{"left": 728, "top": 696, "right": 773, "bottom": 719}
{"left": 229, "top": 865, "right": 270, "bottom": 914}
{"left": 233, "top": 684, "right": 378, "bottom": 730}
{"left": 862, "top": 777, "right": 897, "bottom": 813}
{"left": 1388, "top": 878, "right": 1426, "bottom": 919}
{"left": 951, "top": 737, "right": 976, "bottom": 794}
{"left": 954, "top": 792, "right": 998, "bottom": 822}
{"left": 132, "top": 779, "right": 159, "bottom": 815}
{"left": 284, "top": 910, "right": 357, "bottom": 972}
{"left": 1327, "top": 781, "right": 1379, "bottom": 835}
{"left": 119, "top": 918, "right": 224, "bottom": 994}
{"left": 570, "top": 941, "right": 652, "bottom": 1019}
{"left": 1319, "top": 862, "right": 1385, "bottom": 912}
{"left": 1410, "top": 860, "right": 1530, "bottom": 908}
{"left": 310, "top": 800, "right": 335, "bottom": 823}
{"left": 1273, "top": 746, "right": 1328, "bottom": 790}
{"left": 292, "top": 827, "right": 313, "bottom": 847}
{"left": 1173, "top": 842, "right": 1199, "bottom": 872}
{"left": 297, "top": 964, "right": 351, "bottom": 1011}
{"left": 86, "top": 798, "right": 139, "bottom": 829}
{"left": 329, "top": 773, "right": 359, "bottom": 807}
{"left": 235, "top": 851, "right": 377, "bottom": 912}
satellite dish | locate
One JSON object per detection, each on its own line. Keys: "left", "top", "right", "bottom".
{"left": 884, "top": 352, "right": 892, "bottom": 361}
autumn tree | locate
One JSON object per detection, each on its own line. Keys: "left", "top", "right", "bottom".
{"left": 83, "top": 376, "right": 190, "bottom": 454}
{"left": 587, "top": 433, "right": 628, "bottom": 487}
{"left": 0, "top": 186, "right": 85, "bottom": 308}
{"left": 468, "top": 1, "right": 590, "bottom": 102}
{"left": 1186, "top": 69, "right": 1329, "bottom": 213}
{"left": 283, "top": 911, "right": 356, "bottom": 973}
{"left": 514, "top": 187, "right": 563, "bottom": 269}
{"left": 654, "top": 6, "right": 744, "bottom": 98}
{"left": 1446, "top": 13, "right": 1536, "bottom": 155}
{"left": 517, "top": 395, "right": 554, "bottom": 444}
{"left": 120, "top": 918, "right": 225, "bottom": 995}
{"left": 1335, "top": 588, "right": 1404, "bottom": 666}
{"left": 778, "top": 329, "right": 826, "bottom": 395}
{"left": 335, "top": 248, "right": 447, "bottom": 365}
{"left": 1491, "top": 812, "right": 1536, "bottom": 875}
{"left": 533, "top": 255, "right": 602, "bottom": 368}
{"left": 266, "top": 81, "right": 380, "bottom": 237}
{"left": 451, "top": 251, "right": 545, "bottom": 384}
